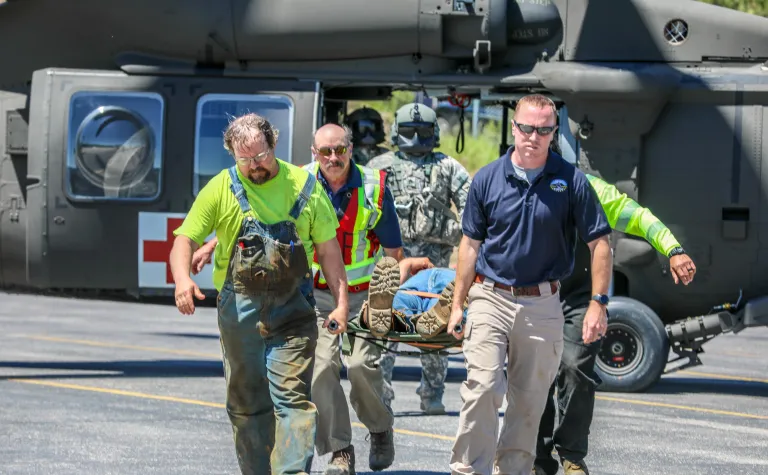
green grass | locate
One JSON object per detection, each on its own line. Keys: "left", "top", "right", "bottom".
{"left": 348, "top": 91, "right": 503, "bottom": 176}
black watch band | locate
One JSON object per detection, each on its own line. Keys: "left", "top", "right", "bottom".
{"left": 668, "top": 246, "right": 686, "bottom": 258}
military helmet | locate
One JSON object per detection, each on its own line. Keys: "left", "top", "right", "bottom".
{"left": 390, "top": 102, "right": 441, "bottom": 153}
{"left": 345, "top": 106, "right": 385, "bottom": 145}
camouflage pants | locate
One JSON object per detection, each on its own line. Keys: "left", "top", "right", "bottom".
{"left": 380, "top": 342, "right": 449, "bottom": 403}
{"left": 379, "top": 241, "right": 453, "bottom": 403}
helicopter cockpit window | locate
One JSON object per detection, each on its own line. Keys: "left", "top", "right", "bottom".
{"left": 194, "top": 93, "right": 294, "bottom": 195}
{"left": 66, "top": 91, "right": 164, "bottom": 201}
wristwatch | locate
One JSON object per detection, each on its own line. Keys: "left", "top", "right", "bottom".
{"left": 592, "top": 294, "right": 609, "bottom": 306}
{"left": 668, "top": 246, "right": 686, "bottom": 258}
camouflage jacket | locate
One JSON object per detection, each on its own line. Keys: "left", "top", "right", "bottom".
{"left": 352, "top": 145, "right": 390, "bottom": 166}
{"left": 366, "top": 150, "right": 471, "bottom": 254}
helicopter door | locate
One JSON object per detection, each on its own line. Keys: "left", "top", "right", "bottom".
{"left": 24, "top": 68, "right": 320, "bottom": 293}
{"left": 0, "top": 92, "right": 29, "bottom": 287}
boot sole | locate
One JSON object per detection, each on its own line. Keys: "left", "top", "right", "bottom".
{"left": 368, "top": 256, "right": 400, "bottom": 338}
{"left": 415, "top": 280, "right": 455, "bottom": 338}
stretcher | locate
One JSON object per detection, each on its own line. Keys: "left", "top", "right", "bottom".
{"left": 339, "top": 290, "right": 466, "bottom": 357}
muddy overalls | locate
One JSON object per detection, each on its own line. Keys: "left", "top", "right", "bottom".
{"left": 217, "top": 166, "right": 319, "bottom": 475}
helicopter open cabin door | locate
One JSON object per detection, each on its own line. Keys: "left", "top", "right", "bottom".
{"left": 24, "top": 68, "right": 319, "bottom": 295}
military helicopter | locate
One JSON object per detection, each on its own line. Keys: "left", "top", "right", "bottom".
{"left": 0, "top": 0, "right": 766, "bottom": 393}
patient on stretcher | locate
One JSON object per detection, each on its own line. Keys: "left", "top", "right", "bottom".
{"left": 355, "top": 256, "right": 466, "bottom": 339}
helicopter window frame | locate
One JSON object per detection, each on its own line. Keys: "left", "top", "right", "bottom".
{"left": 65, "top": 90, "right": 166, "bottom": 203}
{"left": 193, "top": 93, "right": 296, "bottom": 196}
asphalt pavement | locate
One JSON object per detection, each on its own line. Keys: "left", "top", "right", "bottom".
{"left": 1, "top": 290, "right": 766, "bottom": 474}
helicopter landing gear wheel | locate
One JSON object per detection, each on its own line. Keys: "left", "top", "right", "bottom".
{"left": 595, "top": 296, "right": 669, "bottom": 393}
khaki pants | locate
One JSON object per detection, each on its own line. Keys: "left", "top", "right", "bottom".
{"left": 311, "top": 289, "right": 394, "bottom": 455}
{"left": 450, "top": 279, "right": 565, "bottom": 475}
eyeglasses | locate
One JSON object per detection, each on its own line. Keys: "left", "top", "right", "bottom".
{"left": 398, "top": 124, "right": 434, "bottom": 139}
{"left": 513, "top": 121, "right": 557, "bottom": 136}
{"left": 315, "top": 145, "right": 348, "bottom": 157}
{"left": 235, "top": 150, "right": 270, "bottom": 165}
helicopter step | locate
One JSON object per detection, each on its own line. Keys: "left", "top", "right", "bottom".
{"left": 595, "top": 293, "right": 768, "bottom": 394}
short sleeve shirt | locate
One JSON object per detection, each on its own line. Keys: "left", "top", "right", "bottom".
{"left": 461, "top": 147, "right": 611, "bottom": 287}
{"left": 174, "top": 159, "right": 339, "bottom": 291}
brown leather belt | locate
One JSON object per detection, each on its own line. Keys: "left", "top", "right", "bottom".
{"left": 474, "top": 274, "right": 559, "bottom": 297}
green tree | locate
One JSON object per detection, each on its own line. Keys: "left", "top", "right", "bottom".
{"left": 697, "top": 0, "right": 768, "bottom": 16}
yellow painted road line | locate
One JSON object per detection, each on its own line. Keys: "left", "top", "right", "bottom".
{"left": 13, "top": 336, "right": 768, "bottom": 422}
{"left": 25, "top": 335, "right": 220, "bottom": 359}
{"left": 8, "top": 379, "right": 456, "bottom": 441}
{"left": 9, "top": 379, "right": 224, "bottom": 408}
{"left": 677, "top": 370, "right": 768, "bottom": 385}
{"left": 353, "top": 423, "right": 457, "bottom": 442}
{"left": 595, "top": 395, "right": 768, "bottom": 420}
{"left": 23, "top": 335, "right": 768, "bottom": 386}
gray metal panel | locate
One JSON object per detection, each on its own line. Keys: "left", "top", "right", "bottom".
{"left": 629, "top": 90, "right": 767, "bottom": 320}
{"left": 563, "top": 0, "right": 768, "bottom": 63}
{"left": 26, "top": 72, "right": 51, "bottom": 289}
{"left": 28, "top": 68, "right": 318, "bottom": 294}
{"left": 0, "top": 0, "right": 235, "bottom": 90}
{"left": 0, "top": 92, "right": 29, "bottom": 287}
{"left": 755, "top": 106, "right": 768, "bottom": 295}
{"left": 5, "top": 110, "right": 28, "bottom": 154}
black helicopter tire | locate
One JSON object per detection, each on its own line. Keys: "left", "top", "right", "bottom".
{"left": 594, "top": 296, "right": 669, "bottom": 393}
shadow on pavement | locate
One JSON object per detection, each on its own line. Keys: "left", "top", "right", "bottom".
{"left": 0, "top": 359, "right": 223, "bottom": 380}
{"left": 642, "top": 376, "right": 768, "bottom": 398}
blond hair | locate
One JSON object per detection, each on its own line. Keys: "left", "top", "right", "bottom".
{"left": 515, "top": 94, "right": 557, "bottom": 119}
{"left": 223, "top": 113, "right": 279, "bottom": 156}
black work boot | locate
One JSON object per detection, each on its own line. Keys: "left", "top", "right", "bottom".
{"left": 324, "top": 445, "right": 355, "bottom": 475}
{"left": 562, "top": 458, "right": 590, "bottom": 475}
{"left": 415, "top": 280, "right": 455, "bottom": 338}
{"left": 367, "top": 256, "right": 400, "bottom": 338}
{"left": 367, "top": 429, "right": 395, "bottom": 471}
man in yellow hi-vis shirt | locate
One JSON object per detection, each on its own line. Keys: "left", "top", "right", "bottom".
{"left": 533, "top": 173, "right": 697, "bottom": 475}
{"left": 169, "top": 113, "right": 348, "bottom": 475}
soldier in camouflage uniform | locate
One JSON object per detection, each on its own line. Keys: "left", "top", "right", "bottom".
{"left": 345, "top": 107, "right": 390, "bottom": 166}
{"left": 366, "top": 102, "right": 471, "bottom": 415}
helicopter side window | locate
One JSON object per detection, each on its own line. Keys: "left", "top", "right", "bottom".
{"left": 194, "top": 93, "right": 294, "bottom": 195}
{"left": 66, "top": 91, "right": 164, "bottom": 201}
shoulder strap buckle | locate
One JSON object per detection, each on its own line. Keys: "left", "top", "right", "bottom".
{"left": 289, "top": 172, "right": 317, "bottom": 220}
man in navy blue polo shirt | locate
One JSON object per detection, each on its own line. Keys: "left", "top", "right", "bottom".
{"left": 446, "top": 95, "right": 613, "bottom": 475}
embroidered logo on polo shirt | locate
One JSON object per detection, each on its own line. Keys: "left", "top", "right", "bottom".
{"left": 550, "top": 178, "right": 568, "bottom": 192}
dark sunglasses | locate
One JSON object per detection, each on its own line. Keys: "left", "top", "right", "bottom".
{"left": 398, "top": 124, "right": 434, "bottom": 139}
{"left": 514, "top": 121, "right": 557, "bottom": 136}
{"left": 316, "top": 145, "right": 348, "bottom": 157}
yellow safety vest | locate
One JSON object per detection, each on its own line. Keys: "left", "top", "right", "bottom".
{"left": 303, "top": 162, "right": 386, "bottom": 292}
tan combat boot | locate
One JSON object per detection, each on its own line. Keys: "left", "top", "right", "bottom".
{"left": 367, "top": 256, "right": 400, "bottom": 338}
{"left": 324, "top": 445, "right": 355, "bottom": 475}
{"left": 415, "top": 280, "right": 455, "bottom": 338}
{"left": 562, "top": 459, "right": 590, "bottom": 475}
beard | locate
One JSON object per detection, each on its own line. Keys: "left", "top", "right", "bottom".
{"left": 248, "top": 167, "right": 272, "bottom": 184}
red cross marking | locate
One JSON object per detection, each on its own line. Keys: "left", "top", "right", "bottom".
{"left": 142, "top": 217, "right": 213, "bottom": 284}
{"left": 143, "top": 217, "right": 184, "bottom": 284}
